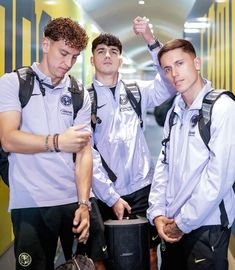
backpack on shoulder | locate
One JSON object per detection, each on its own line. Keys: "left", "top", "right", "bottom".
{"left": 0, "top": 66, "right": 84, "bottom": 186}
{"left": 162, "top": 89, "right": 235, "bottom": 227}
{"left": 87, "top": 81, "right": 142, "bottom": 182}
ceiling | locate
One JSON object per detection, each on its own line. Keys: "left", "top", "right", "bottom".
{"left": 79, "top": 0, "right": 196, "bottom": 70}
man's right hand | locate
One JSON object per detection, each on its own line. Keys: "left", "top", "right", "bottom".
{"left": 59, "top": 124, "right": 91, "bottom": 153}
{"left": 133, "top": 16, "right": 155, "bottom": 45}
{"left": 112, "top": 198, "right": 132, "bottom": 220}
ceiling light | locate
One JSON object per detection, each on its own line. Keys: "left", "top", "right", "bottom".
{"left": 138, "top": 1, "right": 145, "bottom": 5}
{"left": 196, "top": 17, "right": 208, "bottom": 22}
{"left": 184, "top": 21, "right": 210, "bottom": 29}
{"left": 184, "top": 28, "right": 200, "bottom": 34}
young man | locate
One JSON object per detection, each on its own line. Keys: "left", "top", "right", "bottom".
{"left": 147, "top": 38, "right": 235, "bottom": 270}
{"left": 0, "top": 18, "right": 92, "bottom": 270}
{"left": 85, "top": 17, "right": 176, "bottom": 270}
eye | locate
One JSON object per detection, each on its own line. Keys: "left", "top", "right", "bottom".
{"left": 177, "top": 61, "right": 183, "bottom": 66}
{"left": 164, "top": 67, "right": 171, "bottom": 74}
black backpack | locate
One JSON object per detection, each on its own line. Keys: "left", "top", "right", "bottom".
{"left": 0, "top": 66, "right": 84, "bottom": 186}
{"left": 87, "top": 80, "right": 142, "bottom": 182}
{"left": 162, "top": 89, "right": 235, "bottom": 227}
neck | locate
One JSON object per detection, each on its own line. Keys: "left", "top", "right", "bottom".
{"left": 183, "top": 76, "right": 205, "bottom": 108}
{"left": 95, "top": 72, "right": 118, "bottom": 88}
{"left": 37, "top": 62, "right": 62, "bottom": 86}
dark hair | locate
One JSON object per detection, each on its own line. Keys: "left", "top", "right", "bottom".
{"left": 92, "top": 33, "right": 122, "bottom": 54}
{"left": 44, "top": 17, "right": 88, "bottom": 51}
{"left": 158, "top": 39, "right": 196, "bottom": 66}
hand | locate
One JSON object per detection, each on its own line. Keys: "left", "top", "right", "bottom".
{"left": 59, "top": 124, "right": 91, "bottom": 153}
{"left": 154, "top": 215, "right": 181, "bottom": 243}
{"left": 164, "top": 221, "right": 184, "bottom": 240}
{"left": 72, "top": 205, "right": 90, "bottom": 244}
{"left": 133, "top": 16, "right": 155, "bottom": 44}
{"left": 112, "top": 198, "right": 131, "bottom": 220}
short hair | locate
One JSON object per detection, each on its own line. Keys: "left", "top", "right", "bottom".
{"left": 44, "top": 17, "right": 88, "bottom": 52}
{"left": 92, "top": 33, "right": 122, "bottom": 54}
{"left": 158, "top": 39, "right": 196, "bottom": 66}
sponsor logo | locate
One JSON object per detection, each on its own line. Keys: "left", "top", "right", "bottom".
{"left": 102, "top": 245, "right": 107, "bottom": 252}
{"left": 97, "top": 104, "right": 106, "bottom": 109}
{"left": 194, "top": 258, "right": 206, "bottom": 264}
{"left": 18, "top": 252, "right": 32, "bottom": 267}
{"left": 152, "top": 235, "right": 159, "bottom": 241}
{"left": 60, "top": 109, "right": 72, "bottom": 116}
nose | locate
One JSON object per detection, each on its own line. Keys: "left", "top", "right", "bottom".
{"left": 105, "top": 50, "right": 111, "bottom": 58}
{"left": 65, "top": 56, "right": 73, "bottom": 68}
{"left": 172, "top": 67, "right": 178, "bottom": 77}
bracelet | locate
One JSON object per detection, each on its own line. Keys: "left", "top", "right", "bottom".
{"left": 45, "top": 135, "right": 53, "bottom": 152}
{"left": 78, "top": 200, "right": 91, "bottom": 211}
{"left": 53, "top": 134, "right": 60, "bottom": 152}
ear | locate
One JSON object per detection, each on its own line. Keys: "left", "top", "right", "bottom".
{"left": 194, "top": 57, "right": 201, "bottom": 71}
{"left": 90, "top": 56, "right": 94, "bottom": 66}
{"left": 41, "top": 37, "right": 50, "bottom": 53}
{"left": 118, "top": 57, "right": 123, "bottom": 68}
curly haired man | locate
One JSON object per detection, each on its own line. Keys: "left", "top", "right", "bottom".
{"left": 0, "top": 17, "right": 92, "bottom": 270}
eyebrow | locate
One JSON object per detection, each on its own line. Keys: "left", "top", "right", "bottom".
{"left": 162, "top": 58, "right": 184, "bottom": 69}
{"left": 60, "top": 49, "right": 80, "bottom": 57}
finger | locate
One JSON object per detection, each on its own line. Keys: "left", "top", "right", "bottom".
{"left": 73, "top": 124, "right": 87, "bottom": 131}
{"left": 78, "top": 228, "right": 89, "bottom": 243}
{"left": 125, "top": 204, "right": 132, "bottom": 214}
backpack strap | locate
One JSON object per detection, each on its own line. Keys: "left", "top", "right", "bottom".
{"left": 87, "top": 84, "right": 99, "bottom": 131}
{"left": 87, "top": 84, "right": 117, "bottom": 182}
{"left": 68, "top": 75, "right": 84, "bottom": 120}
{"left": 15, "top": 66, "right": 35, "bottom": 108}
{"left": 198, "top": 89, "right": 235, "bottom": 149}
{"left": 199, "top": 89, "right": 235, "bottom": 227}
{"left": 161, "top": 108, "right": 176, "bottom": 164}
{"left": 122, "top": 80, "right": 143, "bottom": 128}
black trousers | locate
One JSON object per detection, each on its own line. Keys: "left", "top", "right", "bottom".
{"left": 160, "top": 225, "right": 231, "bottom": 270}
{"left": 11, "top": 203, "right": 77, "bottom": 270}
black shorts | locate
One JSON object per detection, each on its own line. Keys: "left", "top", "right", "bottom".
{"left": 11, "top": 203, "right": 77, "bottom": 270}
{"left": 76, "top": 197, "right": 108, "bottom": 262}
{"left": 160, "top": 225, "right": 231, "bottom": 270}
{"left": 98, "top": 185, "right": 160, "bottom": 248}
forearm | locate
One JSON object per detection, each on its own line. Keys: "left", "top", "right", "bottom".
{"left": 75, "top": 143, "right": 93, "bottom": 201}
{"left": 2, "top": 129, "right": 52, "bottom": 154}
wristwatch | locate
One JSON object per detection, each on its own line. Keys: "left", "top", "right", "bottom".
{"left": 78, "top": 200, "right": 92, "bottom": 211}
{"left": 148, "top": 39, "right": 161, "bottom": 51}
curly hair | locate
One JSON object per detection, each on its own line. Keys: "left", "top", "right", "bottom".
{"left": 44, "top": 17, "right": 88, "bottom": 52}
{"left": 92, "top": 33, "right": 122, "bottom": 54}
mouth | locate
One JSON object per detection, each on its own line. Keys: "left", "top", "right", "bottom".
{"left": 174, "top": 79, "right": 183, "bottom": 87}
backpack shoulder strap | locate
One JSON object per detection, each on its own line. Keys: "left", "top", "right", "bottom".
{"left": 15, "top": 66, "right": 35, "bottom": 108}
{"left": 68, "top": 75, "right": 84, "bottom": 120}
{"left": 122, "top": 80, "right": 143, "bottom": 128}
{"left": 87, "top": 84, "right": 98, "bottom": 131}
{"left": 198, "top": 89, "right": 235, "bottom": 149}
{"left": 161, "top": 108, "right": 176, "bottom": 164}
{"left": 198, "top": 89, "right": 235, "bottom": 227}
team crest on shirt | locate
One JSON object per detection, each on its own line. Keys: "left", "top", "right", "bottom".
{"left": 60, "top": 94, "right": 72, "bottom": 106}
{"left": 120, "top": 94, "right": 132, "bottom": 112}
{"left": 18, "top": 252, "right": 32, "bottom": 267}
